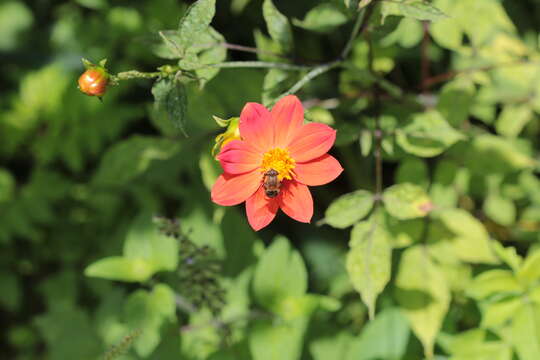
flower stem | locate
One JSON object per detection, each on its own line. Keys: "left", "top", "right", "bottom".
{"left": 113, "top": 70, "right": 161, "bottom": 81}
{"left": 203, "top": 61, "right": 310, "bottom": 71}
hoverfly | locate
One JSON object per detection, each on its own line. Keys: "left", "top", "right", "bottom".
{"left": 263, "top": 169, "right": 281, "bottom": 198}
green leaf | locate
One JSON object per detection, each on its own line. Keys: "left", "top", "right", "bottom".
{"left": 93, "top": 136, "right": 180, "bottom": 186}
{"left": 292, "top": 4, "right": 348, "bottom": 33}
{"left": 178, "top": 0, "right": 216, "bottom": 50}
{"left": 84, "top": 257, "right": 154, "bottom": 282}
{"left": 436, "top": 208, "right": 499, "bottom": 264}
{"left": 324, "top": 190, "right": 375, "bottom": 229}
{"left": 262, "top": 69, "right": 294, "bottom": 107}
{"left": 396, "top": 110, "right": 465, "bottom": 157}
{"left": 383, "top": 183, "right": 432, "bottom": 220}
{"left": 381, "top": 0, "right": 448, "bottom": 23}
{"left": 483, "top": 194, "right": 516, "bottom": 226}
{"left": 437, "top": 78, "right": 475, "bottom": 127}
{"left": 123, "top": 213, "right": 179, "bottom": 272}
{"left": 429, "top": 0, "right": 462, "bottom": 49}
{"left": 0, "top": 272, "right": 20, "bottom": 311}
{"left": 504, "top": 303, "right": 540, "bottom": 360}
{"left": 124, "top": 284, "right": 176, "bottom": 357}
{"left": 152, "top": 78, "right": 188, "bottom": 135}
{"left": 517, "top": 250, "right": 540, "bottom": 287}
{"left": 252, "top": 236, "right": 307, "bottom": 313}
{"left": 345, "top": 308, "right": 410, "bottom": 360}
{"left": 395, "top": 245, "right": 450, "bottom": 358}
{"left": 463, "top": 134, "right": 536, "bottom": 175}
{"left": 346, "top": 217, "right": 392, "bottom": 319}
{"left": 0, "top": 168, "right": 15, "bottom": 203}
{"left": 495, "top": 104, "right": 533, "bottom": 138}
{"left": 263, "top": 0, "right": 293, "bottom": 53}
{"left": 249, "top": 317, "right": 308, "bottom": 360}
{"left": 467, "top": 269, "right": 522, "bottom": 300}
{"left": 438, "top": 328, "right": 512, "bottom": 360}
{"left": 395, "top": 157, "right": 429, "bottom": 190}
{"left": 194, "top": 27, "right": 227, "bottom": 86}
{"left": 480, "top": 297, "right": 522, "bottom": 329}
{"left": 0, "top": 1, "right": 33, "bottom": 51}
{"left": 311, "top": 332, "right": 354, "bottom": 360}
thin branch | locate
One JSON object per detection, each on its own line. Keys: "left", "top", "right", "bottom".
{"left": 203, "top": 61, "right": 311, "bottom": 71}
{"left": 272, "top": 5, "right": 377, "bottom": 104}
{"left": 175, "top": 294, "right": 198, "bottom": 314}
{"left": 420, "top": 21, "right": 431, "bottom": 93}
{"left": 424, "top": 59, "right": 534, "bottom": 88}
{"left": 367, "top": 27, "right": 383, "bottom": 199}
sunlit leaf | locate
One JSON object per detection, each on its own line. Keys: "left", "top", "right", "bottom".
{"left": 325, "top": 190, "right": 375, "bottom": 229}
{"left": 346, "top": 217, "right": 392, "bottom": 319}
{"left": 263, "top": 0, "right": 293, "bottom": 53}
{"left": 395, "top": 245, "right": 450, "bottom": 358}
{"left": 383, "top": 183, "right": 432, "bottom": 220}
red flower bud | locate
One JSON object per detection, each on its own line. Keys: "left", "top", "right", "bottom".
{"left": 78, "top": 66, "right": 109, "bottom": 97}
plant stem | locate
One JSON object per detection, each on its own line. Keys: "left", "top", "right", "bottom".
{"left": 204, "top": 61, "right": 310, "bottom": 71}
{"left": 114, "top": 70, "right": 161, "bottom": 81}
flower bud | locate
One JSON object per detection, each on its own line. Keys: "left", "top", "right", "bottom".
{"left": 78, "top": 59, "right": 110, "bottom": 97}
{"left": 212, "top": 116, "right": 240, "bottom": 157}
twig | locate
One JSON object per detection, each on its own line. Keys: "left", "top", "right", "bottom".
{"left": 420, "top": 21, "right": 430, "bottom": 93}
{"left": 204, "top": 61, "right": 311, "bottom": 71}
{"left": 272, "top": 4, "right": 377, "bottom": 104}
{"left": 175, "top": 293, "right": 198, "bottom": 314}
{"left": 423, "top": 59, "right": 533, "bottom": 88}
{"left": 366, "top": 26, "right": 383, "bottom": 198}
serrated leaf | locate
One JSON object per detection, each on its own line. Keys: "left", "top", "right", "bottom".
{"left": 194, "top": 27, "right": 227, "bottom": 86}
{"left": 84, "top": 257, "right": 154, "bottom": 282}
{"left": 383, "top": 183, "right": 432, "bottom": 220}
{"left": 93, "top": 136, "right": 180, "bottom": 186}
{"left": 263, "top": 0, "right": 293, "bottom": 53}
{"left": 381, "top": 1, "right": 448, "bottom": 23}
{"left": 396, "top": 110, "right": 465, "bottom": 157}
{"left": 325, "top": 190, "right": 375, "bottom": 229}
{"left": 252, "top": 236, "right": 307, "bottom": 313}
{"left": 395, "top": 245, "right": 450, "bottom": 358}
{"left": 346, "top": 218, "right": 392, "bottom": 319}
{"left": 292, "top": 4, "right": 348, "bottom": 33}
{"left": 178, "top": 0, "right": 216, "bottom": 50}
{"left": 152, "top": 78, "right": 188, "bottom": 135}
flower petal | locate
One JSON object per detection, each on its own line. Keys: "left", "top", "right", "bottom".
{"left": 294, "top": 154, "right": 344, "bottom": 186}
{"left": 239, "top": 102, "right": 272, "bottom": 152}
{"left": 278, "top": 181, "right": 313, "bottom": 223}
{"left": 217, "top": 140, "right": 262, "bottom": 175}
{"left": 271, "top": 95, "right": 304, "bottom": 148}
{"left": 211, "top": 171, "right": 262, "bottom": 206}
{"left": 287, "top": 123, "right": 337, "bottom": 162}
{"left": 246, "top": 186, "right": 279, "bottom": 231}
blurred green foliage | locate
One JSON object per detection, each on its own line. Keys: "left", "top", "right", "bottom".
{"left": 1, "top": 0, "right": 540, "bottom": 359}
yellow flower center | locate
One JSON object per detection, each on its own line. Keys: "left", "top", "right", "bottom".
{"left": 261, "top": 148, "right": 295, "bottom": 180}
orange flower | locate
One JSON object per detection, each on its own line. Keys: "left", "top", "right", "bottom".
{"left": 211, "top": 95, "right": 343, "bottom": 231}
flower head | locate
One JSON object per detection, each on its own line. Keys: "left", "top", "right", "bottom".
{"left": 211, "top": 95, "right": 343, "bottom": 231}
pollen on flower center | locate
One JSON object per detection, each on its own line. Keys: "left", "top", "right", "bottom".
{"left": 260, "top": 148, "right": 295, "bottom": 180}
